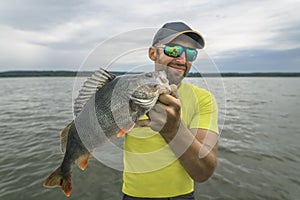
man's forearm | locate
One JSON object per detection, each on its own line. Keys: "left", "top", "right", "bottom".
{"left": 160, "top": 121, "right": 218, "bottom": 182}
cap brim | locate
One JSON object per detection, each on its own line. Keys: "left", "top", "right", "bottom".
{"left": 160, "top": 30, "right": 205, "bottom": 49}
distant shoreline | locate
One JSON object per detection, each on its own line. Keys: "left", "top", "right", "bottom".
{"left": 0, "top": 71, "right": 300, "bottom": 77}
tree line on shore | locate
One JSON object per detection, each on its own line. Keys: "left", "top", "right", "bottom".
{"left": 0, "top": 70, "right": 299, "bottom": 77}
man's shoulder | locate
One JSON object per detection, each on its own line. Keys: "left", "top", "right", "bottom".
{"left": 180, "top": 81, "right": 212, "bottom": 96}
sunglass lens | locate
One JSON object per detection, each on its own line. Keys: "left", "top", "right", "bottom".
{"left": 186, "top": 48, "right": 197, "bottom": 61}
{"left": 164, "top": 45, "right": 183, "bottom": 58}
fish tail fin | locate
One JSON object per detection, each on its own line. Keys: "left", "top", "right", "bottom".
{"left": 75, "top": 153, "right": 91, "bottom": 170}
{"left": 43, "top": 167, "right": 72, "bottom": 197}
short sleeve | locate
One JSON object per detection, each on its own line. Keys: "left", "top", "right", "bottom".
{"left": 179, "top": 83, "right": 219, "bottom": 134}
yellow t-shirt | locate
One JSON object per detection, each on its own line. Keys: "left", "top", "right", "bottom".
{"left": 122, "top": 81, "right": 219, "bottom": 198}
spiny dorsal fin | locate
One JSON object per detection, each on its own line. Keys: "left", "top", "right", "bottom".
{"left": 73, "top": 68, "right": 116, "bottom": 116}
{"left": 60, "top": 122, "right": 73, "bottom": 153}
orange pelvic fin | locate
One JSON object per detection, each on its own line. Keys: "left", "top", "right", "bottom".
{"left": 116, "top": 124, "right": 134, "bottom": 137}
{"left": 75, "top": 153, "right": 91, "bottom": 170}
{"left": 43, "top": 167, "right": 72, "bottom": 197}
{"left": 117, "top": 130, "right": 126, "bottom": 137}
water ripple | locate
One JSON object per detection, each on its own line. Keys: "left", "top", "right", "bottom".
{"left": 1, "top": 77, "right": 300, "bottom": 199}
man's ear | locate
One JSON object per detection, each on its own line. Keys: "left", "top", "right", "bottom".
{"left": 148, "top": 47, "right": 157, "bottom": 61}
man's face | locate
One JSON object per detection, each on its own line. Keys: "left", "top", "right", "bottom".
{"left": 154, "top": 35, "right": 197, "bottom": 85}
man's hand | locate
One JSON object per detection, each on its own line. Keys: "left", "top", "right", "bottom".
{"left": 135, "top": 84, "right": 181, "bottom": 139}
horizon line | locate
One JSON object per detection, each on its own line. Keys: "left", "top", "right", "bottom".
{"left": 1, "top": 70, "right": 300, "bottom": 78}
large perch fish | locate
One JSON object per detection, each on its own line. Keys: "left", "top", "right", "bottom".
{"left": 43, "top": 68, "right": 170, "bottom": 196}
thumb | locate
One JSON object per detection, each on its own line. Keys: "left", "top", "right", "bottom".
{"left": 135, "top": 119, "right": 151, "bottom": 127}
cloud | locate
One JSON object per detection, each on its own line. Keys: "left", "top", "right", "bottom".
{"left": 213, "top": 47, "right": 300, "bottom": 72}
{"left": 200, "top": 0, "right": 300, "bottom": 54}
{"left": 0, "top": 0, "right": 299, "bottom": 72}
{"left": 0, "top": 0, "right": 89, "bottom": 30}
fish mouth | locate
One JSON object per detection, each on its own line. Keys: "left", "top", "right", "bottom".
{"left": 130, "top": 95, "right": 158, "bottom": 109}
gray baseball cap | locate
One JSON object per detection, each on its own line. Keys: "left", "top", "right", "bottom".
{"left": 152, "top": 22, "right": 205, "bottom": 49}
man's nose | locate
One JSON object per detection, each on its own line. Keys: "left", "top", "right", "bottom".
{"left": 175, "top": 51, "right": 186, "bottom": 63}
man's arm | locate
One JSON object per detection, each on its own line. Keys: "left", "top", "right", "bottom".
{"left": 136, "top": 91, "right": 219, "bottom": 182}
{"left": 164, "top": 125, "right": 218, "bottom": 182}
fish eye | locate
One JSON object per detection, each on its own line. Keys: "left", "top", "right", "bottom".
{"left": 145, "top": 72, "right": 153, "bottom": 78}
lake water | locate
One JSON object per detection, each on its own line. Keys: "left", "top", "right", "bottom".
{"left": 0, "top": 77, "right": 299, "bottom": 200}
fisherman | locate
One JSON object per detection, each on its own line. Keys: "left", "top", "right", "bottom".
{"left": 122, "top": 22, "right": 219, "bottom": 200}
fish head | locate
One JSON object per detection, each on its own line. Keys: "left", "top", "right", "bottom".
{"left": 129, "top": 70, "right": 170, "bottom": 114}
{"left": 110, "top": 70, "right": 170, "bottom": 126}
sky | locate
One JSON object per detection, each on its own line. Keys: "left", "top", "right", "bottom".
{"left": 0, "top": 0, "right": 300, "bottom": 73}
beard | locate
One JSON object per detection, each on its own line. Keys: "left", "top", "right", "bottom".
{"left": 165, "top": 68, "right": 184, "bottom": 86}
{"left": 155, "top": 63, "right": 184, "bottom": 86}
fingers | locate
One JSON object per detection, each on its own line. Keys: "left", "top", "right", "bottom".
{"left": 158, "top": 84, "right": 179, "bottom": 104}
{"left": 134, "top": 84, "right": 180, "bottom": 133}
{"left": 158, "top": 94, "right": 181, "bottom": 113}
{"left": 135, "top": 119, "right": 151, "bottom": 127}
{"left": 135, "top": 104, "right": 167, "bottom": 132}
